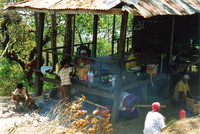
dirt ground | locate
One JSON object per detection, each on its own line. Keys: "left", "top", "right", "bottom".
{"left": 1, "top": 95, "right": 200, "bottom": 134}
{"left": 0, "top": 72, "right": 200, "bottom": 134}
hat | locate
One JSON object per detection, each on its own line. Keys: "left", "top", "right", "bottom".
{"left": 152, "top": 102, "right": 160, "bottom": 112}
{"left": 183, "top": 74, "right": 190, "bottom": 79}
{"left": 80, "top": 50, "right": 87, "bottom": 54}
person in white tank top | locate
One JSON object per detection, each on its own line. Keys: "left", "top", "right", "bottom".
{"left": 11, "top": 83, "right": 34, "bottom": 107}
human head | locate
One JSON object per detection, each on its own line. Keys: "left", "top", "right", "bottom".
{"left": 182, "top": 74, "right": 189, "bottom": 83}
{"left": 17, "top": 83, "right": 23, "bottom": 89}
{"left": 60, "top": 59, "right": 69, "bottom": 67}
{"left": 152, "top": 102, "right": 160, "bottom": 112}
{"left": 133, "top": 47, "right": 142, "bottom": 57}
{"left": 80, "top": 50, "right": 87, "bottom": 56}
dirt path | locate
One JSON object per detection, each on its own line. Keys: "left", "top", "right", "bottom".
{"left": 1, "top": 96, "right": 200, "bottom": 134}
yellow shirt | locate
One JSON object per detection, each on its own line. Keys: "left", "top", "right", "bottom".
{"left": 126, "top": 54, "right": 137, "bottom": 70}
{"left": 173, "top": 80, "right": 190, "bottom": 99}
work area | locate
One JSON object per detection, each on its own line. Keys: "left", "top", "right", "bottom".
{"left": 1, "top": 1, "right": 200, "bottom": 134}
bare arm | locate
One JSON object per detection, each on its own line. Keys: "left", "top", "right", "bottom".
{"left": 25, "top": 89, "right": 30, "bottom": 99}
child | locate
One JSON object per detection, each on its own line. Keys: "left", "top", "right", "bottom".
{"left": 58, "top": 59, "right": 74, "bottom": 100}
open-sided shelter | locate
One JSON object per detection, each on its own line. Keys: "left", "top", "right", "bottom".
{"left": 5, "top": 0, "right": 200, "bottom": 122}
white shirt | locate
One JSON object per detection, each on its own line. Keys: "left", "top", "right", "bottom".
{"left": 143, "top": 111, "right": 166, "bottom": 134}
{"left": 13, "top": 87, "right": 27, "bottom": 98}
{"left": 58, "top": 67, "right": 72, "bottom": 86}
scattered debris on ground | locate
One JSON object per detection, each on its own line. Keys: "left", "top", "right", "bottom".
{"left": 161, "top": 116, "right": 200, "bottom": 134}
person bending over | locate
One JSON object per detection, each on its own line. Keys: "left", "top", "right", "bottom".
{"left": 11, "top": 83, "right": 34, "bottom": 107}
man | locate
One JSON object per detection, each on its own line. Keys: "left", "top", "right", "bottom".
{"left": 143, "top": 102, "right": 166, "bottom": 134}
{"left": 126, "top": 48, "right": 142, "bottom": 72}
{"left": 173, "top": 74, "right": 194, "bottom": 106}
{"left": 11, "top": 83, "right": 34, "bottom": 107}
{"left": 58, "top": 59, "right": 73, "bottom": 100}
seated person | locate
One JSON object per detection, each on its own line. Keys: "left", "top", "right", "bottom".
{"left": 173, "top": 74, "right": 194, "bottom": 107}
{"left": 99, "top": 91, "right": 140, "bottom": 120}
{"left": 11, "top": 83, "right": 35, "bottom": 108}
{"left": 126, "top": 48, "right": 142, "bottom": 72}
{"left": 76, "top": 49, "right": 91, "bottom": 68}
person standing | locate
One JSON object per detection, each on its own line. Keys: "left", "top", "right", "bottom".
{"left": 143, "top": 102, "right": 166, "bottom": 134}
{"left": 58, "top": 59, "right": 73, "bottom": 100}
{"left": 11, "top": 83, "right": 34, "bottom": 107}
{"left": 173, "top": 74, "right": 194, "bottom": 107}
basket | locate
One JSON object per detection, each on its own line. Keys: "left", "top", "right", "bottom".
{"left": 185, "top": 97, "right": 194, "bottom": 111}
{"left": 193, "top": 102, "right": 200, "bottom": 115}
{"left": 185, "top": 97, "right": 200, "bottom": 115}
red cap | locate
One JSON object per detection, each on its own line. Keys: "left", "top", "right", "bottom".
{"left": 152, "top": 102, "right": 160, "bottom": 112}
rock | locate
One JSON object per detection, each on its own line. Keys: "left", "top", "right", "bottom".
{"left": 32, "top": 120, "right": 39, "bottom": 126}
{"left": 2, "top": 112, "right": 15, "bottom": 118}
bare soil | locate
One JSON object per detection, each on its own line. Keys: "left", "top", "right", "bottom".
{"left": 1, "top": 95, "right": 200, "bottom": 134}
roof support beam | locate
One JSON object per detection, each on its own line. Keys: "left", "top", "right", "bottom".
{"left": 92, "top": 15, "right": 98, "bottom": 58}
{"left": 35, "top": 13, "right": 45, "bottom": 96}
{"left": 111, "top": 11, "right": 128, "bottom": 123}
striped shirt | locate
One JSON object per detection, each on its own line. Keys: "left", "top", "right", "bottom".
{"left": 58, "top": 67, "right": 72, "bottom": 86}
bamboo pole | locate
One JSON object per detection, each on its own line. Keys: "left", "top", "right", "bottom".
{"left": 135, "top": 105, "right": 166, "bottom": 108}
{"left": 75, "top": 96, "right": 166, "bottom": 110}
{"left": 74, "top": 96, "right": 108, "bottom": 109}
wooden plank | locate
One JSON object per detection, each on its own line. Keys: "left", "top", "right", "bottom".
{"left": 121, "top": 79, "right": 150, "bottom": 91}
{"left": 40, "top": 77, "right": 60, "bottom": 85}
{"left": 136, "top": 105, "right": 166, "bottom": 108}
{"left": 73, "top": 85, "right": 114, "bottom": 99}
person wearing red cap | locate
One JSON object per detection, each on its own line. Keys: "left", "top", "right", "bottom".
{"left": 173, "top": 74, "right": 194, "bottom": 107}
{"left": 143, "top": 102, "right": 166, "bottom": 134}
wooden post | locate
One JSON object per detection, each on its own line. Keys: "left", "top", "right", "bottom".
{"left": 92, "top": 15, "right": 98, "bottom": 58}
{"left": 111, "top": 12, "right": 128, "bottom": 123}
{"left": 141, "top": 84, "right": 148, "bottom": 103}
{"left": 35, "top": 13, "right": 45, "bottom": 96}
{"left": 51, "top": 13, "right": 58, "bottom": 71}
{"left": 63, "top": 14, "right": 73, "bottom": 61}
{"left": 169, "top": 16, "right": 175, "bottom": 65}
{"left": 111, "top": 15, "right": 116, "bottom": 55}
{"left": 168, "top": 16, "right": 175, "bottom": 97}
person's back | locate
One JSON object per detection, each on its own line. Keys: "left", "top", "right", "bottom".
{"left": 143, "top": 102, "right": 166, "bottom": 134}
{"left": 143, "top": 111, "right": 165, "bottom": 134}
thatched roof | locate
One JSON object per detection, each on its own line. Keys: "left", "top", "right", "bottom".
{"left": 5, "top": 0, "right": 200, "bottom": 18}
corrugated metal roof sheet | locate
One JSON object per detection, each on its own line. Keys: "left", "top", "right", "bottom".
{"left": 122, "top": 0, "right": 200, "bottom": 18}
{"left": 5, "top": 0, "right": 121, "bottom": 10}
{"left": 5, "top": 0, "right": 200, "bottom": 18}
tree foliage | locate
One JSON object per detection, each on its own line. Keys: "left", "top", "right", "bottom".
{"left": 0, "top": 0, "right": 134, "bottom": 95}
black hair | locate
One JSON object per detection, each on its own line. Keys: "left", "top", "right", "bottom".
{"left": 60, "top": 59, "right": 69, "bottom": 67}
{"left": 17, "top": 83, "right": 23, "bottom": 89}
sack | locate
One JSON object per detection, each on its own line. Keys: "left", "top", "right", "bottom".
{"left": 123, "top": 95, "right": 139, "bottom": 108}
{"left": 146, "top": 64, "right": 158, "bottom": 76}
{"left": 119, "top": 107, "right": 140, "bottom": 120}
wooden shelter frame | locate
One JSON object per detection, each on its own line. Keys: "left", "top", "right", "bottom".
{"left": 5, "top": 0, "right": 200, "bottom": 122}
{"left": 33, "top": 10, "right": 136, "bottom": 122}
